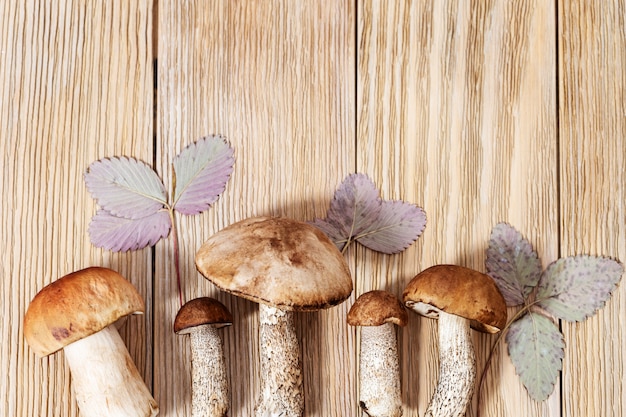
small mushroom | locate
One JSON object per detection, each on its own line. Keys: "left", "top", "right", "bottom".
{"left": 195, "top": 216, "right": 353, "bottom": 417}
{"left": 174, "top": 297, "right": 233, "bottom": 417}
{"left": 23, "top": 267, "right": 158, "bottom": 417}
{"left": 402, "top": 265, "right": 506, "bottom": 417}
{"left": 347, "top": 290, "right": 408, "bottom": 417}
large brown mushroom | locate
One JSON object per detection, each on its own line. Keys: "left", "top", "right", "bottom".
{"left": 347, "top": 290, "right": 408, "bottom": 417}
{"left": 174, "top": 297, "right": 232, "bottom": 417}
{"left": 23, "top": 267, "right": 158, "bottom": 417}
{"left": 402, "top": 265, "right": 506, "bottom": 417}
{"left": 195, "top": 216, "right": 353, "bottom": 417}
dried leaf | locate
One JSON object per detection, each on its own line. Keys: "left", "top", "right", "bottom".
{"left": 85, "top": 157, "right": 167, "bottom": 219}
{"left": 485, "top": 223, "right": 543, "bottom": 306}
{"left": 88, "top": 209, "right": 171, "bottom": 252}
{"left": 506, "top": 312, "right": 564, "bottom": 402}
{"left": 536, "top": 255, "right": 624, "bottom": 322}
{"left": 172, "top": 135, "right": 235, "bottom": 215}
{"left": 311, "top": 173, "right": 426, "bottom": 254}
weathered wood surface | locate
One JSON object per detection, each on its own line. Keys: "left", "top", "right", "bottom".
{"left": 1, "top": 1, "right": 624, "bottom": 416}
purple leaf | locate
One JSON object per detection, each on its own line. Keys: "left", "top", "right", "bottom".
{"left": 506, "top": 312, "right": 564, "bottom": 402}
{"left": 311, "top": 173, "right": 426, "bottom": 254}
{"left": 172, "top": 135, "right": 235, "bottom": 215}
{"left": 485, "top": 223, "right": 543, "bottom": 306}
{"left": 536, "top": 255, "right": 624, "bottom": 322}
{"left": 356, "top": 200, "right": 427, "bottom": 254}
{"left": 85, "top": 157, "right": 167, "bottom": 219}
{"left": 88, "top": 209, "right": 172, "bottom": 252}
{"left": 311, "top": 174, "right": 382, "bottom": 251}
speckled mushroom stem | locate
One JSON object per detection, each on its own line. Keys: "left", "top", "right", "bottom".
{"left": 62, "top": 324, "right": 158, "bottom": 417}
{"left": 256, "top": 304, "right": 304, "bottom": 417}
{"left": 189, "top": 325, "right": 229, "bottom": 417}
{"left": 359, "top": 323, "right": 403, "bottom": 417}
{"left": 425, "top": 311, "right": 476, "bottom": 417}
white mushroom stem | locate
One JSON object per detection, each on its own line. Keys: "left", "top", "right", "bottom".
{"left": 359, "top": 323, "right": 403, "bottom": 417}
{"left": 188, "top": 325, "right": 229, "bottom": 417}
{"left": 256, "top": 304, "right": 304, "bottom": 417}
{"left": 425, "top": 311, "right": 476, "bottom": 417}
{"left": 62, "top": 324, "right": 158, "bottom": 417}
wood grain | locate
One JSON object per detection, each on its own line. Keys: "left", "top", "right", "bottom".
{"left": 3, "top": 1, "right": 626, "bottom": 416}
{"left": 0, "top": 1, "right": 154, "bottom": 416}
{"left": 155, "top": 1, "right": 355, "bottom": 415}
{"left": 357, "top": 1, "right": 559, "bottom": 415}
{"left": 559, "top": 1, "right": 626, "bottom": 416}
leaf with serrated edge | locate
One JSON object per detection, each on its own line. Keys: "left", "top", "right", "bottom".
{"left": 506, "top": 312, "right": 564, "bottom": 402}
{"left": 485, "top": 223, "right": 543, "bottom": 306}
{"left": 172, "top": 135, "right": 235, "bottom": 215}
{"left": 311, "top": 173, "right": 382, "bottom": 249}
{"left": 355, "top": 200, "right": 426, "bottom": 254}
{"left": 85, "top": 157, "right": 167, "bottom": 219}
{"left": 536, "top": 255, "right": 623, "bottom": 322}
{"left": 88, "top": 209, "right": 171, "bottom": 252}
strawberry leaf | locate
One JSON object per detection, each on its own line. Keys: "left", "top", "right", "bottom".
{"left": 311, "top": 173, "right": 426, "bottom": 254}
{"left": 506, "top": 312, "right": 564, "bottom": 402}
{"left": 355, "top": 200, "right": 427, "bottom": 254}
{"left": 536, "top": 255, "right": 624, "bottom": 322}
{"left": 172, "top": 135, "right": 235, "bottom": 215}
{"left": 310, "top": 173, "right": 382, "bottom": 251}
{"left": 485, "top": 223, "right": 543, "bottom": 306}
{"left": 85, "top": 157, "right": 167, "bottom": 219}
{"left": 88, "top": 209, "right": 171, "bottom": 252}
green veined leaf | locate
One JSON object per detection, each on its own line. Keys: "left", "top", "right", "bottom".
{"left": 85, "top": 157, "right": 167, "bottom": 219}
{"left": 536, "top": 255, "right": 623, "bottom": 322}
{"left": 506, "top": 312, "right": 564, "bottom": 402}
{"left": 172, "top": 135, "right": 235, "bottom": 215}
{"left": 485, "top": 223, "right": 543, "bottom": 306}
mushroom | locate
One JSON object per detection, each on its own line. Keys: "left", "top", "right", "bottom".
{"left": 347, "top": 290, "right": 408, "bottom": 417}
{"left": 195, "top": 216, "right": 353, "bottom": 417}
{"left": 174, "top": 297, "right": 233, "bottom": 417}
{"left": 23, "top": 266, "right": 158, "bottom": 417}
{"left": 402, "top": 265, "right": 506, "bottom": 417}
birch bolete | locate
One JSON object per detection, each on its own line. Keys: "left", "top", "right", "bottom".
{"left": 174, "top": 297, "right": 232, "bottom": 417}
{"left": 347, "top": 290, "right": 408, "bottom": 417}
{"left": 23, "top": 267, "right": 158, "bottom": 417}
{"left": 402, "top": 265, "right": 506, "bottom": 417}
{"left": 195, "top": 216, "right": 353, "bottom": 417}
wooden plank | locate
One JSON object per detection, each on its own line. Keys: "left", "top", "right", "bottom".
{"left": 559, "top": 1, "right": 626, "bottom": 416}
{"left": 357, "top": 1, "right": 560, "bottom": 416}
{"left": 155, "top": 1, "right": 355, "bottom": 415}
{"left": 0, "top": 1, "right": 154, "bottom": 416}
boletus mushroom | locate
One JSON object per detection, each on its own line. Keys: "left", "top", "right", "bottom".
{"left": 23, "top": 266, "right": 158, "bottom": 417}
{"left": 195, "top": 216, "right": 353, "bottom": 417}
{"left": 174, "top": 297, "right": 232, "bottom": 417}
{"left": 402, "top": 265, "right": 506, "bottom": 417}
{"left": 347, "top": 290, "right": 408, "bottom": 417}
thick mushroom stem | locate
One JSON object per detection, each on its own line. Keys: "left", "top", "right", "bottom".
{"left": 62, "top": 324, "right": 158, "bottom": 417}
{"left": 425, "top": 311, "right": 476, "bottom": 417}
{"left": 256, "top": 304, "right": 304, "bottom": 417}
{"left": 188, "top": 325, "right": 229, "bottom": 417}
{"left": 359, "top": 323, "right": 403, "bottom": 417}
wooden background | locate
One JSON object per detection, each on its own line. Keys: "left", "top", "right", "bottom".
{"left": 2, "top": 1, "right": 625, "bottom": 416}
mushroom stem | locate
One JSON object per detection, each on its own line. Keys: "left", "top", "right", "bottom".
{"left": 189, "top": 325, "right": 229, "bottom": 417}
{"left": 256, "top": 304, "right": 304, "bottom": 417}
{"left": 359, "top": 323, "right": 403, "bottom": 417}
{"left": 425, "top": 311, "right": 476, "bottom": 417}
{"left": 62, "top": 324, "right": 158, "bottom": 417}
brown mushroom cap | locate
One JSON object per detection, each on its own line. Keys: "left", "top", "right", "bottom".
{"left": 402, "top": 264, "right": 507, "bottom": 333}
{"left": 347, "top": 290, "right": 408, "bottom": 327}
{"left": 23, "top": 267, "right": 145, "bottom": 356}
{"left": 195, "top": 216, "right": 353, "bottom": 311}
{"left": 174, "top": 297, "right": 233, "bottom": 334}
